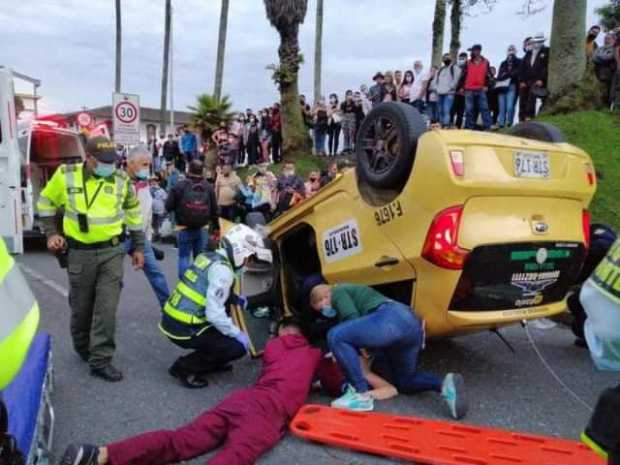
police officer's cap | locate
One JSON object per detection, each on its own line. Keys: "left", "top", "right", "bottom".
{"left": 86, "top": 137, "right": 117, "bottom": 163}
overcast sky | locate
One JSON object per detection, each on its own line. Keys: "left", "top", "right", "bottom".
{"left": 2, "top": 0, "right": 608, "bottom": 116}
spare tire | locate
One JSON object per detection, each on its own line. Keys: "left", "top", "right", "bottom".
{"left": 506, "top": 121, "right": 565, "bottom": 143}
{"left": 355, "top": 102, "right": 427, "bottom": 190}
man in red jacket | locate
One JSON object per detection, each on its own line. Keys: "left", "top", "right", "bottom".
{"left": 59, "top": 318, "right": 321, "bottom": 465}
{"left": 461, "top": 44, "right": 493, "bottom": 130}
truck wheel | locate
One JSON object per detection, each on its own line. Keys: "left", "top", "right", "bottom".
{"left": 506, "top": 122, "right": 565, "bottom": 143}
{"left": 356, "top": 102, "right": 426, "bottom": 190}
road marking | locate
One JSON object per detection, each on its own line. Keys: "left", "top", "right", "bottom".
{"left": 20, "top": 264, "right": 69, "bottom": 298}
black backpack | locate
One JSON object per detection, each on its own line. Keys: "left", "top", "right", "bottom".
{"left": 177, "top": 180, "right": 212, "bottom": 228}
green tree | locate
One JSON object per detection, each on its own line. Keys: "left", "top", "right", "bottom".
{"left": 264, "top": 0, "right": 312, "bottom": 157}
{"left": 159, "top": 0, "right": 172, "bottom": 135}
{"left": 188, "top": 93, "right": 234, "bottom": 140}
{"left": 115, "top": 0, "right": 121, "bottom": 93}
{"left": 314, "top": 0, "right": 324, "bottom": 103}
{"left": 596, "top": 0, "right": 620, "bottom": 31}
{"left": 432, "top": 0, "right": 447, "bottom": 67}
{"left": 214, "top": 0, "right": 230, "bottom": 101}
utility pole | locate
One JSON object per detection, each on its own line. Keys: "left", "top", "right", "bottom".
{"left": 169, "top": 2, "right": 174, "bottom": 132}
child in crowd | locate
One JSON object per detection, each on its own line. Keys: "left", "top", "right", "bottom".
{"left": 149, "top": 176, "right": 168, "bottom": 241}
{"left": 309, "top": 283, "right": 467, "bottom": 418}
{"left": 304, "top": 170, "right": 321, "bottom": 198}
{"left": 59, "top": 318, "right": 321, "bottom": 465}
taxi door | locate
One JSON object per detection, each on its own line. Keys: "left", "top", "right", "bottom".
{"left": 313, "top": 188, "right": 416, "bottom": 288}
{"left": 0, "top": 69, "right": 24, "bottom": 254}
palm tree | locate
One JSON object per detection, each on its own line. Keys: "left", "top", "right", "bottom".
{"left": 160, "top": 0, "right": 172, "bottom": 135}
{"left": 188, "top": 93, "right": 234, "bottom": 140}
{"left": 214, "top": 0, "right": 230, "bottom": 101}
{"left": 431, "top": 0, "right": 447, "bottom": 67}
{"left": 188, "top": 93, "right": 233, "bottom": 170}
{"left": 313, "top": 0, "right": 323, "bottom": 104}
{"left": 114, "top": 0, "right": 121, "bottom": 92}
{"left": 263, "top": 0, "right": 312, "bottom": 156}
{"left": 449, "top": 0, "right": 462, "bottom": 60}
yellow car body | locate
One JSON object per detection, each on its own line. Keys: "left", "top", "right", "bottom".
{"left": 266, "top": 128, "right": 596, "bottom": 337}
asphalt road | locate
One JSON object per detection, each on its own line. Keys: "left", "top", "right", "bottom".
{"left": 17, "top": 241, "right": 618, "bottom": 465}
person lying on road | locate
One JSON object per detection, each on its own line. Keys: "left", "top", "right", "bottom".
{"left": 310, "top": 283, "right": 467, "bottom": 418}
{"left": 59, "top": 318, "right": 321, "bottom": 465}
{"left": 315, "top": 350, "right": 398, "bottom": 401}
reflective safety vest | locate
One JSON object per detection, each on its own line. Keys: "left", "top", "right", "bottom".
{"left": 161, "top": 252, "right": 233, "bottom": 338}
{"left": 590, "top": 239, "right": 620, "bottom": 305}
{"left": 36, "top": 163, "right": 143, "bottom": 244}
{"left": 0, "top": 238, "right": 39, "bottom": 389}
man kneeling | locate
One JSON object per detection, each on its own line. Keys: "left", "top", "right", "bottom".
{"left": 60, "top": 318, "right": 321, "bottom": 465}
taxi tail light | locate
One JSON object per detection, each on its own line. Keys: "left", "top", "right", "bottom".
{"left": 582, "top": 210, "right": 591, "bottom": 249}
{"left": 422, "top": 205, "right": 469, "bottom": 270}
{"left": 449, "top": 150, "right": 465, "bottom": 177}
{"left": 584, "top": 164, "right": 595, "bottom": 186}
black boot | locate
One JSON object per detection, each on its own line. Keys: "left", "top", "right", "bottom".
{"left": 583, "top": 386, "right": 620, "bottom": 461}
{"left": 90, "top": 364, "right": 123, "bottom": 382}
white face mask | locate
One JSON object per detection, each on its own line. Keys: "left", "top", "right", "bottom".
{"left": 533, "top": 42, "right": 543, "bottom": 50}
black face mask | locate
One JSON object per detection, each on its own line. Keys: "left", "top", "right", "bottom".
{"left": 443, "top": 59, "right": 452, "bottom": 65}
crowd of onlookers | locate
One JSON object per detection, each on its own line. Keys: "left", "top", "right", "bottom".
{"left": 137, "top": 25, "right": 620, "bottom": 245}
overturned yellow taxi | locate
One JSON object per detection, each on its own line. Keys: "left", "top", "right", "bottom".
{"left": 242, "top": 103, "right": 596, "bottom": 338}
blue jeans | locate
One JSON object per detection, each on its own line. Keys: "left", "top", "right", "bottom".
{"left": 177, "top": 228, "right": 208, "bottom": 280}
{"left": 313, "top": 128, "right": 327, "bottom": 154}
{"left": 465, "top": 90, "right": 492, "bottom": 130}
{"left": 427, "top": 101, "right": 439, "bottom": 124}
{"left": 497, "top": 84, "right": 517, "bottom": 127}
{"left": 438, "top": 94, "right": 455, "bottom": 127}
{"left": 123, "top": 238, "right": 170, "bottom": 307}
{"left": 327, "top": 301, "right": 442, "bottom": 394}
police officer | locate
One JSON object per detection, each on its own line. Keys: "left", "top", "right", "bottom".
{"left": 37, "top": 136, "right": 145, "bottom": 382}
{"left": 161, "top": 223, "right": 272, "bottom": 388}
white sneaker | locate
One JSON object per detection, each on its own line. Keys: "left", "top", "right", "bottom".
{"left": 331, "top": 385, "right": 374, "bottom": 412}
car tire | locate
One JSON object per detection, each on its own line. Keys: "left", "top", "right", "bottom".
{"left": 506, "top": 121, "right": 565, "bottom": 143}
{"left": 355, "top": 102, "right": 427, "bottom": 190}
{"left": 245, "top": 212, "right": 267, "bottom": 229}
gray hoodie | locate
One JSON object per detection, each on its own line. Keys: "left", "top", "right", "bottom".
{"left": 433, "top": 64, "right": 462, "bottom": 95}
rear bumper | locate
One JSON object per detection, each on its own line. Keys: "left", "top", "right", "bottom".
{"left": 446, "top": 299, "right": 567, "bottom": 330}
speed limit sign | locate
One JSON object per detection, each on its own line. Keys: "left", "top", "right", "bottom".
{"left": 112, "top": 93, "right": 141, "bottom": 144}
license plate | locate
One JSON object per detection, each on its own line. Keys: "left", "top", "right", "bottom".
{"left": 514, "top": 152, "right": 550, "bottom": 178}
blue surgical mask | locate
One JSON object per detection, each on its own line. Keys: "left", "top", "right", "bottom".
{"left": 136, "top": 168, "right": 150, "bottom": 180}
{"left": 321, "top": 307, "right": 337, "bottom": 318}
{"left": 94, "top": 162, "right": 116, "bottom": 178}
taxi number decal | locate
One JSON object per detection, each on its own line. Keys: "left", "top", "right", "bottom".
{"left": 322, "top": 219, "right": 363, "bottom": 263}
{"left": 374, "top": 201, "right": 403, "bottom": 226}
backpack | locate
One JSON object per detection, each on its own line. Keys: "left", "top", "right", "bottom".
{"left": 177, "top": 180, "right": 212, "bottom": 228}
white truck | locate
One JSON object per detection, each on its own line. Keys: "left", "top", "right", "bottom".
{"left": 0, "top": 67, "right": 84, "bottom": 253}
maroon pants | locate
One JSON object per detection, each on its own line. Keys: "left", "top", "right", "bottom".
{"left": 107, "top": 389, "right": 285, "bottom": 465}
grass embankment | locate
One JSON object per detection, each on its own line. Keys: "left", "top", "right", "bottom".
{"left": 540, "top": 111, "right": 620, "bottom": 231}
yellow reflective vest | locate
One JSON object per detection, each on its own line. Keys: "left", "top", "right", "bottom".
{"left": 0, "top": 238, "right": 39, "bottom": 389}
{"left": 590, "top": 239, "right": 620, "bottom": 305}
{"left": 37, "top": 163, "right": 143, "bottom": 244}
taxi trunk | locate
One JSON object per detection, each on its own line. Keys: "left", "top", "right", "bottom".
{"left": 405, "top": 130, "right": 596, "bottom": 334}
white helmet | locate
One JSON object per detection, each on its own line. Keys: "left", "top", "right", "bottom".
{"left": 221, "top": 224, "right": 273, "bottom": 269}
